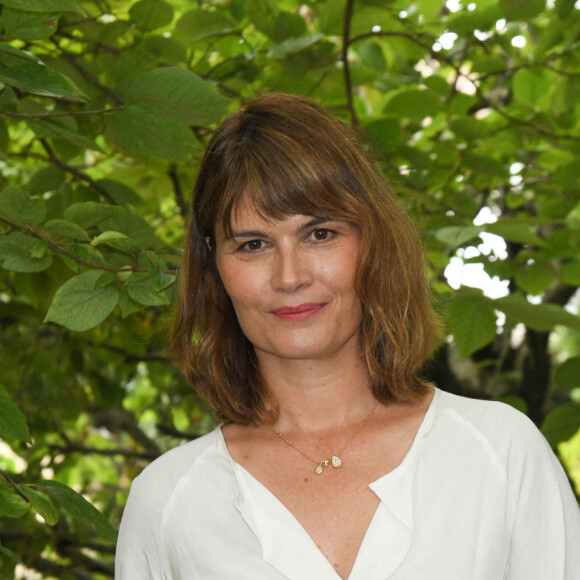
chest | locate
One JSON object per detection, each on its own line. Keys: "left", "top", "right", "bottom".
{"left": 243, "top": 451, "right": 398, "bottom": 579}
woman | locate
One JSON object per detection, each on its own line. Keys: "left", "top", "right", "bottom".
{"left": 116, "top": 94, "right": 580, "bottom": 579}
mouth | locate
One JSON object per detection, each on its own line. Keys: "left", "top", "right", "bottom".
{"left": 271, "top": 303, "right": 326, "bottom": 321}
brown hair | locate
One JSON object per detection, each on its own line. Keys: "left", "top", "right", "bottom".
{"left": 172, "top": 93, "right": 439, "bottom": 424}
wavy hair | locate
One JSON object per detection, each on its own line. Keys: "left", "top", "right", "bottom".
{"left": 172, "top": 93, "right": 440, "bottom": 424}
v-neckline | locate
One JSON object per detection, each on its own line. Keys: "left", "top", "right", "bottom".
{"left": 217, "top": 389, "right": 440, "bottom": 580}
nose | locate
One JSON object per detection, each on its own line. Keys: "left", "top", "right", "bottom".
{"left": 271, "top": 246, "right": 312, "bottom": 293}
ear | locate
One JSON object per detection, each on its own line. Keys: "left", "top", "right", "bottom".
{"left": 205, "top": 236, "right": 212, "bottom": 251}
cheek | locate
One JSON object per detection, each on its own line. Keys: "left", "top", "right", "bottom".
{"left": 316, "top": 249, "right": 358, "bottom": 289}
{"left": 218, "top": 265, "right": 264, "bottom": 313}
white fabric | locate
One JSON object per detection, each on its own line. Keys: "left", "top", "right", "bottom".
{"left": 115, "top": 389, "right": 580, "bottom": 579}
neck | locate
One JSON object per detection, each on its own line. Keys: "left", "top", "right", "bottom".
{"left": 256, "top": 348, "right": 376, "bottom": 434}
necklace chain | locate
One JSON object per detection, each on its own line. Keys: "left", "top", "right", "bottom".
{"left": 266, "top": 399, "right": 379, "bottom": 475}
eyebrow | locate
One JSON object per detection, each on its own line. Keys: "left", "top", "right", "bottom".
{"left": 226, "top": 217, "right": 330, "bottom": 240}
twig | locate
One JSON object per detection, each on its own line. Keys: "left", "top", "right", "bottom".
{"left": 341, "top": 0, "right": 358, "bottom": 126}
{"left": 169, "top": 164, "right": 188, "bottom": 218}
{"left": 48, "top": 443, "right": 160, "bottom": 461}
{"left": 0, "top": 107, "right": 124, "bottom": 118}
{"left": 39, "top": 140, "right": 117, "bottom": 204}
{"left": 94, "top": 341, "right": 171, "bottom": 363}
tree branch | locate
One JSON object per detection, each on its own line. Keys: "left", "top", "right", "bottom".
{"left": 48, "top": 443, "right": 160, "bottom": 460}
{"left": 0, "top": 106, "right": 124, "bottom": 118}
{"left": 341, "top": 0, "right": 359, "bottom": 126}
{"left": 169, "top": 164, "right": 188, "bottom": 218}
{"left": 39, "top": 140, "right": 117, "bottom": 204}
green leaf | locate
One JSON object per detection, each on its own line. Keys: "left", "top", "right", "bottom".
{"left": 1, "top": 0, "right": 84, "bottom": 14}
{"left": 26, "top": 117, "right": 101, "bottom": 151}
{"left": 447, "top": 11, "right": 490, "bottom": 33}
{"left": 0, "top": 63, "right": 83, "bottom": 100}
{"left": 514, "top": 257, "right": 554, "bottom": 295}
{"left": 149, "top": 267, "right": 175, "bottom": 292}
{"left": 0, "top": 186, "right": 46, "bottom": 226}
{"left": 567, "top": 202, "right": 580, "bottom": 230}
{"left": 470, "top": 55, "right": 507, "bottom": 75}
{"left": 28, "top": 165, "right": 66, "bottom": 195}
{"left": 118, "top": 291, "right": 146, "bottom": 318}
{"left": 448, "top": 293, "right": 497, "bottom": 357}
{"left": 450, "top": 118, "right": 491, "bottom": 141}
{"left": 17, "top": 485, "right": 59, "bottom": 526}
{"left": 463, "top": 152, "right": 508, "bottom": 178}
{"left": 0, "top": 542, "right": 22, "bottom": 564}
{"left": 499, "top": 0, "right": 545, "bottom": 21}
{"left": 97, "top": 180, "right": 143, "bottom": 206}
{"left": 0, "top": 232, "right": 53, "bottom": 272}
{"left": 2, "top": 8, "right": 60, "bottom": 40}
{"left": 64, "top": 202, "right": 116, "bottom": 229}
{"left": 127, "top": 67, "right": 230, "bottom": 126}
{"left": 59, "top": 242, "right": 107, "bottom": 273}
{"left": 124, "top": 272, "right": 171, "bottom": 306}
{"left": 42, "top": 480, "right": 117, "bottom": 542}
{"left": 0, "top": 386, "right": 31, "bottom": 442}
{"left": 44, "top": 270, "right": 120, "bottom": 332}
{"left": 105, "top": 106, "right": 197, "bottom": 161}
{"left": 486, "top": 221, "right": 545, "bottom": 246}
{"left": 499, "top": 396, "right": 528, "bottom": 414}
{"left": 513, "top": 68, "right": 552, "bottom": 106}
{"left": 96, "top": 271, "right": 118, "bottom": 288}
{"left": 45, "top": 219, "right": 90, "bottom": 242}
{"left": 364, "top": 117, "right": 403, "bottom": 155}
{"left": 100, "top": 206, "right": 156, "bottom": 247}
{"left": 29, "top": 240, "right": 49, "bottom": 260}
{"left": 554, "top": 357, "right": 580, "bottom": 390}
{"left": 435, "top": 225, "right": 482, "bottom": 248}
{"left": 0, "top": 41, "right": 39, "bottom": 65}
{"left": 541, "top": 404, "right": 580, "bottom": 446}
{"left": 246, "top": 0, "right": 280, "bottom": 39}
{"left": 559, "top": 261, "right": 580, "bottom": 285}
{"left": 141, "top": 35, "right": 187, "bottom": 64}
{"left": 384, "top": 88, "right": 441, "bottom": 118}
{"left": 129, "top": 0, "right": 174, "bottom": 31}
{"left": 175, "top": 9, "right": 235, "bottom": 41}
{"left": 495, "top": 294, "right": 580, "bottom": 332}
{"left": 0, "top": 486, "right": 29, "bottom": 518}
{"left": 91, "top": 230, "right": 131, "bottom": 247}
{"left": 268, "top": 34, "right": 322, "bottom": 59}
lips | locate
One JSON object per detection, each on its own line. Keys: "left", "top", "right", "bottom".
{"left": 271, "top": 303, "right": 326, "bottom": 321}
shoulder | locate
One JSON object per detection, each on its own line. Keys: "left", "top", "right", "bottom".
{"left": 435, "top": 388, "right": 538, "bottom": 437}
{"left": 116, "top": 427, "right": 228, "bottom": 577}
{"left": 431, "top": 388, "right": 550, "bottom": 468}
{"left": 127, "top": 426, "right": 224, "bottom": 510}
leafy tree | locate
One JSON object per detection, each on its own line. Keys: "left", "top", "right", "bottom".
{"left": 0, "top": 0, "right": 579, "bottom": 577}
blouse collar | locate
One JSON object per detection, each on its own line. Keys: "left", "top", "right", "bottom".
{"left": 220, "top": 388, "right": 440, "bottom": 580}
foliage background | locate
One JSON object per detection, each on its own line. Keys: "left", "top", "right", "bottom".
{"left": 0, "top": 0, "right": 579, "bottom": 577}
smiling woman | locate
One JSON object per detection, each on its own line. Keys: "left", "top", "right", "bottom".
{"left": 115, "top": 94, "right": 580, "bottom": 580}
{"left": 173, "top": 93, "right": 439, "bottom": 425}
{"left": 215, "top": 204, "right": 362, "bottom": 364}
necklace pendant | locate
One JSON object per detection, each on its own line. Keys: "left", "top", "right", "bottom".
{"left": 315, "top": 464, "right": 323, "bottom": 475}
{"left": 331, "top": 455, "right": 342, "bottom": 468}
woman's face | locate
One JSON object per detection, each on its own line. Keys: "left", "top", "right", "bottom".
{"left": 215, "top": 196, "right": 363, "bottom": 365}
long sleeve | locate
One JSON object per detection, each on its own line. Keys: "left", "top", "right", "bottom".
{"left": 504, "top": 418, "right": 580, "bottom": 579}
{"left": 115, "top": 470, "right": 168, "bottom": 580}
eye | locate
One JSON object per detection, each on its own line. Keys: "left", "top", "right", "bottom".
{"left": 311, "top": 228, "right": 330, "bottom": 241}
{"left": 240, "top": 239, "right": 265, "bottom": 252}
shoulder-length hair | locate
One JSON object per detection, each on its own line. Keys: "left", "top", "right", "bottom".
{"left": 172, "top": 93, "right": 440, "bottom": 424}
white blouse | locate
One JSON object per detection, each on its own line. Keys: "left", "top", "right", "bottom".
{"left": 115, "top": 389, "right": 580, "bottom": 579}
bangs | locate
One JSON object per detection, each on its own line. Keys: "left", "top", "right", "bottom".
{"left": 217, "top": 133, "right": 365, "bottom": 237}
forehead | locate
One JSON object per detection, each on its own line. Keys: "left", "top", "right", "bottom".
{"left": 218, "top": 190, "right": 322, "bottom": 237}
{"left": 229, "top": 194, "right": 304, "bottom": 227}
{"left": 217, "top": 200, "right": 314, "bottom": 242}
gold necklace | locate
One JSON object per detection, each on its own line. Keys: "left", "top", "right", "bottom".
{"left": 266, "top": 400, "right": 379, "bottom": 475}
